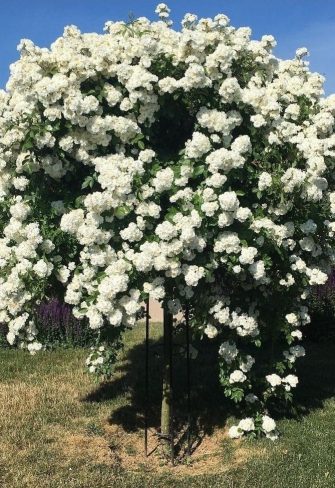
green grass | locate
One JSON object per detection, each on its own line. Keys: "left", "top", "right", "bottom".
{"left": 0, "top": 324, "right": 335, "bottom": 487}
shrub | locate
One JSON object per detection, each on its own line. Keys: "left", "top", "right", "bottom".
{"left": 35, "top": 298, "right": 96, "bottom": 347}
{"left": 1, "top": 3, "right": 335, "bottom": 439}
{"left": 0, "top": 298, "right": 95, "bottom": 348}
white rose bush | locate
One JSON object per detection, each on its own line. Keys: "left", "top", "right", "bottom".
{"left": 1, "top": 3, "right": 335, "bottom": 442}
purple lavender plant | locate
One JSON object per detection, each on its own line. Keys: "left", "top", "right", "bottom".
{"left": 35, "top": 297, "right": 94, "bottom": 347}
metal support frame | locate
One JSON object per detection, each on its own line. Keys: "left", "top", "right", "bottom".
{"left": 168, "top": 306, "right": 174, "bottom": 465}
{"left": 144, "top": 297, "right": 150, "bottom": 457}
{"left": 144, "top": 298, "right": 192, "bottom": 464}
{"left": 185, "top": 303, "right": 191, "bottom": 456}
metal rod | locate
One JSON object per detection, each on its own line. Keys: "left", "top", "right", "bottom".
{"left": 186, "top": 303, "right": 191, "bottom": 456}
{"left": 144, "top": 297, "right": 150, "bottom": 457}
{"left": 169, "top": 312, "right": 174, "bottom": 465}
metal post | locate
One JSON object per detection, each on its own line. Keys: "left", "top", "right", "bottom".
{"left": 169, "top": 312, "right": 174, "bottom": 465}
{"left": 144, "top": 297, "right": 150, "bottom": 457}
{"left": 185, "top": 304, "right": 191, "bottom": 456}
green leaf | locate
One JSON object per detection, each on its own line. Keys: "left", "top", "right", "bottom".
{"left": 114, "top": 205, "right": 131, "bottom": 219}
{"left": 81, "top": 176, "right": 94, "bottom": 189}
{"left": 75, "top": 196, "right": 85, "bottom": 208}
{"left": 274, "top": 244, "right": 284, "bottom": 260}
{"left": 193, "top": 165, "right": 205, "bottom": 177}
{"left": 22, "top": 140, "right": 34, "bottom": 150}
{"left": 78, "top": 307, "right": 88, "bottom": 313}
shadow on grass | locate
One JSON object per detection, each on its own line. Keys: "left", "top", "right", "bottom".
{"left": 291, "top": 341, "right": 335, "bottom": 415}
{"left": 83, "top": 329, "right": 335, "bottom": 456}
{"left": 83, "top": 330, "right": 235, "bottom": 457}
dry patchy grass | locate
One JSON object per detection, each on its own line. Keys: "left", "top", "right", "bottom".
{"left": 0, "top": 326, "right": 335, "bottom": 488}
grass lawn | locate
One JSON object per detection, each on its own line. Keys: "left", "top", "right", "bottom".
{"left": 0, "top": 323, "right": 335, "bottom": 488}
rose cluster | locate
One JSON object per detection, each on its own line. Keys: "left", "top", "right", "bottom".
{"left": 1, "top": 4, "right": 335, "bottom": 439}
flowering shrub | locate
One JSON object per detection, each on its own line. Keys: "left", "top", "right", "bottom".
{"left": 0, "top": 298, "right": 95, "bottom": 348}
{"left": 85, "top": 342, "right": 124, "bottom": 379}
{"left": 1, "top": 3, "right": 335, "bottom": 439}
{"left": 36, "top": 298, "right": 96, "bottom": 347}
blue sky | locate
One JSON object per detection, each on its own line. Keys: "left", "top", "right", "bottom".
{"left": 1, "top": 0, "right": 335, "bottom": 94}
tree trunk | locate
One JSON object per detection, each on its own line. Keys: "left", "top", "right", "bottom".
{"left": 160, "top": 307, "right": 173, "bottom": 456}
